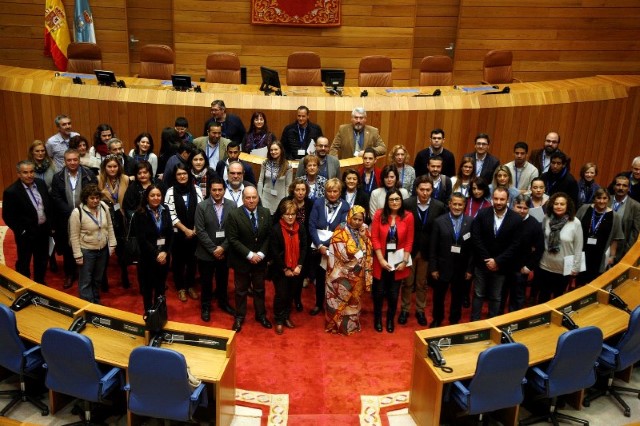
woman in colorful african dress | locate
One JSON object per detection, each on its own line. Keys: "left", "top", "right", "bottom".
{"left": 325, "top": 205, "right": 373, "bottom": 335}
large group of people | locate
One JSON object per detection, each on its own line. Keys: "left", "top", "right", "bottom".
{"left": 3, "top": 102, "right": 640, "bottom": 339}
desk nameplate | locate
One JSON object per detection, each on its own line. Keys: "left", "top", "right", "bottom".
{"left": 499, "top": 312, "right": 551, "bottom": 334}
{"left": 559, "top": 292, "right": 599, "bottom": 315}
{"left": 425, "top": 329, "right": 491, "bottom": 347}
{"left": 159, "top": 331, "right": 228, "bottom": 351}
{"left": 86, "top": 312, "right": 146, "bottom": 337}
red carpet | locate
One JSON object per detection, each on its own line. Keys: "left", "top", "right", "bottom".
{"left": 2, "top": 219, "right": 472, "bottom": 422}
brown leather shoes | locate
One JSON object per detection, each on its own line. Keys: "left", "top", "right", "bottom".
{"left": 178, "top": 289, "right": 187, "bottom": 302}
{"left": 187, "top": 287, "right": 199, "bottom": 300}
{"left": 285, "top": 319, "right": 296, "bottom": 329}
{"left": 275, "top": 324, "right": 284, "bottom": 335}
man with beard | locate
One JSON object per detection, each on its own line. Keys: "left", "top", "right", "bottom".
{"left": 281, "top": 106, "right": 324, "bottom": 160}
{"left": 296, "top": 136, "right": 340, "bottom": 180}
{"left": 194, "top": 122, "right": 229, "bottom": 169}
{"left": 607, "top": 156, "right": 640, "bottom": 203}
{"left": 329, "top": 107, "right": 386, "bottom": 159}
{"left": 224, "top": 161, "right": 254, "bottom": 207}
{"left": 530, "top": 131, "right": 569, "bottom": 174}
{"left": 215, "top": 141, "right": 256, "bottom": 185}
{"left": 202, "top": 99, "right": 246, "bottom": 144}
{"left": 47, "top": 114, "right": 80, "bottom": 169}
{"left": 610, "top": 173, "right": 640, "bottom": 262}
{"left": 541, "top": 151, "right": 579, "bottom": 207}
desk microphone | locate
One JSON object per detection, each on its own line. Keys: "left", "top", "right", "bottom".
{"left": 483, "top": 86, "right": 510, "bottom": 95}
{"left": 32, "top": 296, "right": 73, "bottom": 315}
{"left": 414, "top": 89, "right": 441, "bottom": 97}
{"left": 90, "top": 317, "right": 137, "bottom": 339}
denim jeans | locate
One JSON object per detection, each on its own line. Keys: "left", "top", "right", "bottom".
{"left": 471, "top": 267, "right": 506, "bottom": 321}
{"left": 78, "top": 247, "right": 109, "bottom": 303}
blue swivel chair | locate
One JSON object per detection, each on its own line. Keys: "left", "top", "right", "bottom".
{"left": 0, "top": 304, "right": 49, "bottom": 416}
{"left": 583, "top": 306, "right": 640, "bottom": 417}
{"left": 450, "top": 342, "right": 529, "bottom": 424}
{"left": 40, "top": 328, "right": 123, "bottom": 425}
{"left": 520, "top": 326, "right": 603, "bottom": 426}
{"left": 126, "top": 346, "right": 207, "bottom": 422}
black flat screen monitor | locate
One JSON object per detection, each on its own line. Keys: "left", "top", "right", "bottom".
{"left": 171, "top": 74, "right": 192, "bottom": 91}
{"left": 321, "top": 69, "right": 345, "bottom": 88}
{"left": 94, "top": 70, "right": 117, "bottom": 86}
{"left": 259, "top": 66, "right": 282, "bottom": 95}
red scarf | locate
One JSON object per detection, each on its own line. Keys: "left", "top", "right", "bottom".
{"left": 279, "top": 218, "right": 300, "bottom": 270}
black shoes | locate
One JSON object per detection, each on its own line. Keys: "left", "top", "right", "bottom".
{"left": 285, "top": 319, "right": 296, "bottom": 329}
{"left": 257, "top": 317, "right": 273, "bottom": 329}
{"left": 429, "top": 320, "right": 442, "bottom": 328}
{"left": 218, "top": 303, "right": 236, "bottom": 316}
{"left": 398, "top": 311, "right": 409, "bottom": 325}
{"left": 295, "top": 301, "right": 303, "bottom": 312}
{"left": 386, "top": 318, "right": 395, "bottom": 333}
{"left": 201, "top": 306, "right": 211, "bottom": 322}
{"left": 309, "top": 306, "right": 322, "bottom": 316}
{"left": 374, "top": 317, "right": 383, "bottom": 332}
{"left": 416, "top": 312, "right": 428, "bottom": 326}
{"left": 462, "top": 296, "right": 470, "bottom": 308}
{"left": 232, "top": 319, "right": 243, "bottom": 332}
{"left": 63, "top": 276, "right": 73, "bottom": 289}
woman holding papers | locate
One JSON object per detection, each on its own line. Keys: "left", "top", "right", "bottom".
{"left": 242, "top": 111, "right": 275, "bottom": 155}
{"left": 325, "top": 205, "right": 372, "bottom": 335}
{"left": 537, "top": 192, "right": 583, "bottom": 302}
{"left": 370, "top": 189, "right": 414, "bottom": 333}
{"left": 575, "top": 188, "right": 623, "bottom": 285}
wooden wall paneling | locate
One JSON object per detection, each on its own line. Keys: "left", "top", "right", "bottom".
{"left": 127, "top": 0, "right": 173, "bottom": 76}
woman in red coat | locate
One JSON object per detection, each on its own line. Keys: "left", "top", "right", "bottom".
{"left": 371, "top": 189, "right": 414, "bottom": 333}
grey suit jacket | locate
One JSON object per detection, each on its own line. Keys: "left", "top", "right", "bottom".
{"left": 194, "top": 197, "right": 236, "bottom": 262}
{"left": 611, "top": 197, "right": 640, "bottom": 261}
{"left": 329, "top": 124, "right": 386, "bottom": 159}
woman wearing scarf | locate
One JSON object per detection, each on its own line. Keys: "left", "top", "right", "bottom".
{"left": 28, "top": 140, "right": 57, "bottom": 189}
{"left": 325, "top": 205, "right": 373, "bottom": 335}
{"left": 134, "top": 184, "right": 173, "bottom": 311}
{"left": 537, "top": 192, "right": 583, "bottom": 303}
{"left": 165, "top": 163, "right": 203, "bottom": 302}
{"left": 269, "top": 200, "right": 308, "bottom": 335}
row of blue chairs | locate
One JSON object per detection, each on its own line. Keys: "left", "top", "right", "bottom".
{"left": 448, "top": 306, "right": 640, "bottom": 425}
{"left": 0, "top": 304, "right": 207, "bottom": 424}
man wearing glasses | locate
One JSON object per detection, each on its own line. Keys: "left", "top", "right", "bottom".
{"left": 202, "top": 99, "right": 246, "bottom": 144}
{"left": 224, "top": 161, "right": 254, "bottom": 207}
{"left": 464, "top": 133, "right": 500, "bottom": 184}
{"left": 414, "top": 128, "right": 456, "bottom": 178}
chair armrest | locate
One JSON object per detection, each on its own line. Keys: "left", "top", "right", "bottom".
{"left": 452, "top": 380, "right": 470, "bottom": 396}
{"left": 480, "top": 80, "right": 489, "bottom": 85}
{"left": 190, "top": 383, "right": 206, "bottom": 402}
{"left": 100, "top": 367, "right": 122, "bottom": 384}
{"left": 23, "top": 345, "right": 42, "bottom": 357}
{"left": 123, "top": 383, "right": 130, "bottom": 391}
{"left": 531, "top": 366, "right": 548, "bottom": 381}
{"left": 602, "top": 343, "right": 618, "bottom": 356}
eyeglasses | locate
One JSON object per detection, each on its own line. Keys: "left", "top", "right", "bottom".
{"left": 284, "top": 213, "right": 296, "bottom": 217}
{"left": 388, "top": 198, "right": 402, "bottom": 202}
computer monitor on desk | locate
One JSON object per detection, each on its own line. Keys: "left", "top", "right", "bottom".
{"left": 259, "top": 66, "right": 282, "bottom": 96}
{"left": 94, "top": 69, "right": 117, "bottom": 86}
{"left": 171, "top": 74, "right": 192, "bottom": 91}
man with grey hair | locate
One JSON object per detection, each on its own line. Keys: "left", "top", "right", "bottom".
{"left": 47, "top": 114, "right": 80, "bottom": 169}
{"left": 329, "top": 107, "right": 386, "bottom": 159}
{"left": 107, "top": 138, "right": 134, "bottom": 176}
{"left": 607, "top": 156, "right": 640, "bottom": 204}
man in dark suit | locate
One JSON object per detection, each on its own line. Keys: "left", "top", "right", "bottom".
{"left": 399, "top": 175, "right": 446, "bottom": 326}
{"left": 195, "top": 178, "right": 237, "bottom": 322}
{"left": 427, "top": 156, "right": 452, "bottom": 204}
{"left": 107, "top": 138, "right": 135, "bottom": 177}
{"left": 215, "top": 141, "right": 256, "bottom": 186}
{"left": 471, "top": 187, "right": 522, "bottom": 320}
{"left": 607, "top": 156, "right": 640, "bottom": 203}
{"left": 414, "top": 128, "right": 456, "bottom": 178}
{"left": 610, "top": 173, "right": 640, "bottom": 262}
{"left": 3, "top": 160, "right": 53, "bottom": 284}
{"left": 226, "top": 186, "right": 272, "bottom": 332}
{"left": 465, "top": 133, "right": 500, "bottom": 184}
{"left": 50, "top": 149, "right": 97, "bottom": 288}
{"left": 530, "top": 131, "right": 567, "bottom": 175}
{"left": 296, "top": 136, "right": 340, "bottom": 180}
{"left": 541, "top": 151, "right": 579, "bottom": 207}
{"left": 329, "top": 107, "right": 386, "bottom": 159}
{"left": 429, "top": 193, "right": 474, "bottom": 326}
{"left": 202, "top": 99, "right": 246, "bottom": 144}
{"left": 281, "top": 106, "right": 323, "bottom": 160}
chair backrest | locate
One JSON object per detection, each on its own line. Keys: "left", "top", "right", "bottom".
{"left": 41, "top": 328, "right": 104, "bottom": 401}
{"left": 358, "top": 55, "right": 393, "bottom": 87}
{"left": 483, "top": 50, "right": 514, "bottom": 84}
{"left": 205, "top": 52, "right": 241, "bottom": 84}
{"left": 545, "top": 326, "right": 603, "bottom": 397}
{"left": 615, "top": 306, "right": 640, "bottom": 370}
{"left": 128, "top": 346, "right": 195, "bottom": 421}
{"left": 419, "top": 55, "right": 453, "bottom": 86}
{"left": 467, "top": 343, "right": 529, "bottom": 415}
{"left": 286, "top": 51, "right": 322, "bottom": 86}
{"left": 139, "top": 44, "right": 175, "bottom": 80}
{"left": 67, "top": 42, "right": 103, "bottom": 75}
{"left": 0, "top": 304, "right": 27, "bottom": 374}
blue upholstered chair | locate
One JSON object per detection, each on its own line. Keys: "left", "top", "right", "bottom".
{"left": 0, "top": 304, "right": 49, "bottom": 416}
{"left": 40, "top": 328, "right": 122, "bottom": 425}
{"left": 451, "top": 342, "right": 529, "bottom": 424}
{"left": 520, "top": 326, "right": 603, "bottom": 425}
{"left": 583, "top": 306, "right": 640, "bottom": 417}
{"left": 125, "top": 346, "right": 207, "bottom": 422}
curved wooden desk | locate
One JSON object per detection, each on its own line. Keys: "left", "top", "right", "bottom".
{"left": 0, "top": 65, "right": 639, "bottom": 192}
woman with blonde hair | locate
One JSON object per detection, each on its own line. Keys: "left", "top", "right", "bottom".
{"left": 489, "top": 165, "right": 519, "bottom": 205}
{"left": 258, "top": 140, "right": 293, "bottom": 215}
{"left": 28, "top": 140, "right": 57, "bottom": 189}
{"left": 388, "top": 144, "right": 415, "bottom": 193}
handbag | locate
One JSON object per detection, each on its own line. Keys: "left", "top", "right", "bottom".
{"left": 143, "top": 295, "right": 167, "bottom": 333}
{"left": 124, "top": 214, "right": 140, "bottom": 265}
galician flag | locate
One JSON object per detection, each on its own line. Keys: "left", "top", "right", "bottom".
{"left": 74, "top": 0, "right": 96, "bottom": 43}
{"left": 44, "top": 0, "right": 71, "bottom": 71}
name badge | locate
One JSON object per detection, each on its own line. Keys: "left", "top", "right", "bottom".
{"left": 587, "top": 237, "right": 598, "bottom": 245}
{"left": 297, "top": 149, "right": 306, "bottom": 156}
{"left": 386, "top": 243, "right": 396, "bottom": 250}
{"left": 156, "top": 238, "right": 166, "bottom": 246}
{"left": 113, "top": 203, "right": 120, "bottom": 211}
{"left": 353, "top": 150, "right": 360, "bottom": 157}
{"left": 462, "top": 232, "right": 470, "bottom": 241}
{"left": 451, "top": 246, "right": 461, "bottom": 253}
{"left": 270, "top": 189, "right": 278, "bottom": 196}
{"left": 215, "top": 231, "right": 225, "bottom": 238}
{"left": 354, "top": 250, "right": 363, "bottom": 259}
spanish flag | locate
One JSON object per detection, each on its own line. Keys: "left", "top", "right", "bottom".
{"left": 44, "top": 0, "right": 71, "bottom": 71}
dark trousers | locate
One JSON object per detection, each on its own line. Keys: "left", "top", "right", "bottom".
{"left": 171, "top": 235, "right": 197, "bottom": 291}
{"left": 372, "top": 271, "right": 401, "bottom": 321}
{"left": 138, "top": 257, "right": 170, "bottom": 312}
{"left": 471, "top": 267, "right": 506, "bottom": 321}
{"left": 313, "top": 252, "right": 326, "bottom": 309}
{"left": 198, "top": 258, "right": 229, "bottom": 308}
{"left": 14, "top": 224, "right": 49, "bottom": 284}
{"left": 432, "top": 274, "right": 465, "bottom": 324}
{"left": 537, "top": 268, "right": 571, "bottom": 303}
{"left": 234, "top": 267, "right": 266, "bottom": 321}
{"left": 507, "top": 272, "right": 529, "bottom": 312}
{"left": 101, "top": 237, "right": 129, "bottom": 289}
{"left": 273, "top": 273, "right": 297, "bottom": 324}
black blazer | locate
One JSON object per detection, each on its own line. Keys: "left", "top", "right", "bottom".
{"left": 429, "top": 213, "right": 474, "bottom": 282}
{"left": 464, "top": 152, "right": 500, "bottom": 184}
{"left": 269, "top": 222, "right": 308, "bottom": 273}
{"left": 2, "top": 178, "right": 53, "bottom": 235}
{"left": 404, "top": 196, "right": 447, "bottom": 258}
{"left": 226, "top": 205, "right": 272, "bottom": 271}
{"left": 133, "top": 205, "right": 174, "bottom": 263}
{"left": 541, "top": 169, "right": 580, "bottom": 208}
{"left": 517, "top": 215, "right": 545, "bottom": 271}
{"left": 341, "top": 189, "right": 371, "bottom": 223}
{"left": 471, "top": 207, "right": 523, "bottom": 273}
{"left": 194, "top": 197, "right": 236, "bottom": 262}
{"left": 281, "top": 121, "right": 323, "bottom": 160}
{"left": 414, "top": 147, "right": 456, "bottom": 178}
{"left": 215, "top": 160, "right": 257, "bottom": 185}
{"left": 50, "top": 167, "right": 97, "bottom": 228}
